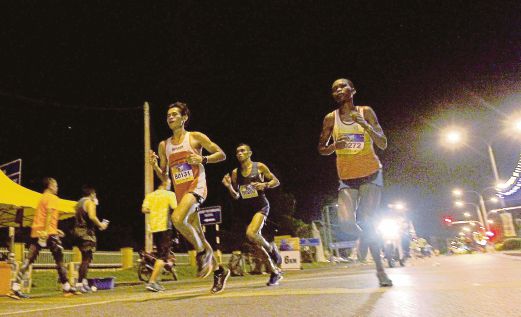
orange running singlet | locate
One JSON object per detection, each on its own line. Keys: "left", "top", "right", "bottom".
{"left": 332, "top": 106, "right": 382, "bottom": 180}
{"left": 165, "top": 132, "right": 208, "bottom": 202}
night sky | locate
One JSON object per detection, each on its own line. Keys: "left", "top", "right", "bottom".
{"left": 1, "top": 2, "right": 520, "bottom": 249}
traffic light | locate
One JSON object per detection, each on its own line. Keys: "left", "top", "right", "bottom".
{"left": 443, "top": 216, "right": 453, "bottom": 225}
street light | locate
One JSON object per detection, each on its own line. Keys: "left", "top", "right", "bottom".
{"left": 463, "top": 212, "right": 471, "bottom": 218}
{"left": 452, "top": 189, "right": 463, "bottom": 197}
{"left": 388, "top": 201, "right": 406, "bottom": 211}
{"left": 454, "top": 200, "right": 485, "bottom": 228}
{"left": 442, "top": 128, "right": 466, "bottom": 146}
{"left": 442, "top": 127, "right": 501, "bottom": 183}
{"left": 452, "top": 188, "right": 497, "bottom": 231}
{"left": 515, "top": 119, "right": 521, "bottom": 133}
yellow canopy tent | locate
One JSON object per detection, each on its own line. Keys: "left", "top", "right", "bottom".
{"left": 0, "top": 171, "right": 76, "bottom": 227}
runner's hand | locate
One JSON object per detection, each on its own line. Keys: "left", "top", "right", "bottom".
{"left": 187, "top": 154, "right": 203, "bottom": 165}
{"left": 222, "top": 174, "right": 232, "bottom": 187}
{"left": 149, "top": 150, "right": 159, "bottom": 166}
{"left": 334, "top": 137, "right": 349, "bottom": 150}
{"left": 99, "top": 222, "right": 108, "bottom": 231}
{"left": 56, "top": 229, "right": 65, "bottom": 238}
{"left": 251, "top": 182, "right": 267, "bottom": 191}
{"left": 350, "top": 111, "right": 369, "bottom": 129}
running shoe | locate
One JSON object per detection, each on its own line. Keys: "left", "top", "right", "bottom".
{"left": 211, "top": 267, "right": 230, "bottom": 294}
{"left": 62, "top": 283, "right": 81, "bottom": 296}
{"left": 76, "top": 283, "right": 92, "bottom": 293}
{"left": 196, "top": 249, "right": 214, "bottom": 278}
{"left": 266, "top": 271, "right": 283, "bottom": 286}
{"left": 269, "top": 242, "right": 282, "bottom": 266}
{"left": 377, "top": 271, "right": 393, "bottom": 287}
{"left": 146, "top": 282, "right": 164, "bottom": 292}
{"left": 7, "top": 289, "right": 29, "bottom": 300}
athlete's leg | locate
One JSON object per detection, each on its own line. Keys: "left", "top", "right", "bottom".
{"left": 172, "top": 193, "right": 204, "bottom": 252}
{"left": 17, "top": 242, "right": 41, "bottom": 281}
{"left": 48, "top": 237, "right": 69, "bottom": 284}
{"left": 357, "top": 182, "right": 392, "bottom": 286}
{"left": 337, "top": 188, "right": 361, "bottom": 237}
{"left": 246, "top": 212, "right": 278, "bottom": 273}
{"left": 78, "top": 249, "right": 93, "bottom": 282}
{"left": 188, "top": 206, "right": 214, "bottom": 255}
{"left": 187, "top": 207, "right": 221, "bottom": 271}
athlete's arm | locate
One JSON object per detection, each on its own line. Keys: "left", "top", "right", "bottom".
{"left": 150, "top": 142, "right": 169, "bottom": 182}
{"left": 252, "top": 163, "right": 280, "bottom": 190}
{"left": 222, "top": 169, "right": 240, "bottom": 199}
{"left": 187, "top": 132, "right": 226, "bottom": 165}
{"left": 358, "top": 106, "right": 387, "bottom": 150}
{"left": 85, "top": 200, "right": 108, "bottom": 230}
{"left": 318, "top": 112, "right": 347, "bottom": 155}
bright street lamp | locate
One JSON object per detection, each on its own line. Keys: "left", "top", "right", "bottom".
{"left": 515, "top": 119, "right": 521, "bottom": 132}
{"left": 388, "top": 202, "right": 406, "bottom": 211}
{"left": 454, "top": 201, "right": 485, "bottom": 228}
{"left": 451, "top": 187, "right": 499, "bottom": 231}
{"left": 463, "top": 212, "right": 471, "bottom": 218}
{"left": 441, "top": 127, "right": 500, "bottom": 183}
{"left": 452, "top": 189, "right": 463, "bottom": 197}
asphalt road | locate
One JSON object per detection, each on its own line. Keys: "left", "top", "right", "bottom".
{"left": 1, "top": 253, "right": 521, "bottom": 317}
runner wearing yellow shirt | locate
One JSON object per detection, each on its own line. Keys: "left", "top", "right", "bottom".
{"left": 142, "top": 180, "right": 178, "bottom": 292}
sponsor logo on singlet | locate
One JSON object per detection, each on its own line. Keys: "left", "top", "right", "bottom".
{"left": 239, "top": 185, "right": 259, "bottom": 199}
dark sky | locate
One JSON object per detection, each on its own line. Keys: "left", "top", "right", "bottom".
{"left": 1, "top": 2, "right": 520, "bottom": 248}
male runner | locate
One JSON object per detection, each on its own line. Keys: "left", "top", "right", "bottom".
{"left": 73, "top": 185, "right": 108, "bottom": 293}
{"left": 149, "top": 101, "right": 230, "bottom": 294}
{"left": 318, "top": 78, "right": 392, "bottom": 287}
{"left": 222, "top": 144, "right": 283, "bottom": 286}
{"left": 14, "top": 178, "right": 79, "bottom": 297}
{"left": 141, "top": 179, "right": 177, "bottom": 292}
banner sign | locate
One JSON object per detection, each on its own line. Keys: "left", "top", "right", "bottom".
{"left": 198, "top": 206, "right": 222, "bottom": 225}
{"left": 280, "top": 251, "right": 301, "bottom": 270}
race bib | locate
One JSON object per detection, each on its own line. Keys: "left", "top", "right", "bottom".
{"left": 340, "top": 133, "right": 365, "bottom": 154}
{"left": 239, "top": 185, "right": 259, "bottom": 199}
{"left": 172, "top": 163, "right": 194, "bottom": 184}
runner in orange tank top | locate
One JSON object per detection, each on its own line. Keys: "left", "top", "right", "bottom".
{"left": 149, "top": 102, "right": 230, "bottom": 294}
{"left": 318, "top": 78, "right": 392, "bottom": 287}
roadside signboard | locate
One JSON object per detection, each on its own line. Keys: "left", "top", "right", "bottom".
{"left": 329, "top": 240, "right": 356, "bottom": 249}
{"left": 198, "top": 206, "right": 222, "bottom": 226}
{"left": 300, "top": 238, "right": 321, "bottom": 247}
{"left": 280, "top": 250, "right": 301, "bottom": 270}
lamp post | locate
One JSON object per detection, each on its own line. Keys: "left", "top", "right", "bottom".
{"left": 452, "top": 189, "right": 495, "bottom": 231}
{"left": 454, "top": 201, "right": 485, "bottom": 229}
